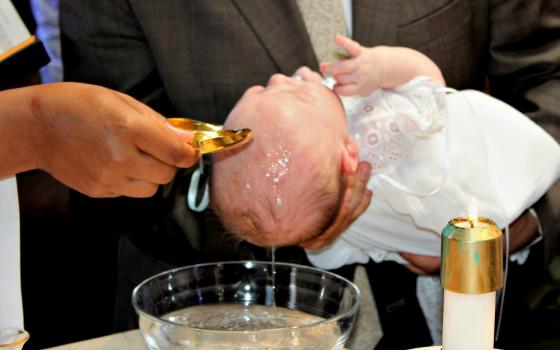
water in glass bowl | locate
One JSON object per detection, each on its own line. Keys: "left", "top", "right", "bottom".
{"left": 141, "top": 304, "right": 342, "bottom": 350}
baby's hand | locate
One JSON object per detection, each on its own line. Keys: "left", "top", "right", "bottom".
{"left": 294, "top": 66, "right": 323, "bottom": 83}
{"left": 320, "top": 35, "right": 384, "bottom": 97}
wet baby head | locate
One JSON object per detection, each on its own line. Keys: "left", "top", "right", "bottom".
{"left": 211, "top": 74, "right": 358, "bottom": 247}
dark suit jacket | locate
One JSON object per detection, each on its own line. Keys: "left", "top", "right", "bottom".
{"left": 60, "top": 0, "right": 560, "bottom": 263}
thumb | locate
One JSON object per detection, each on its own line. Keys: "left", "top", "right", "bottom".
{"left": 166, "top": 123, "right": 195, "bottom": 143}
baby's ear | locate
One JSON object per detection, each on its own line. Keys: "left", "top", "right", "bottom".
{"left": 341, "top": 137, "right": 359, "bottom": 175}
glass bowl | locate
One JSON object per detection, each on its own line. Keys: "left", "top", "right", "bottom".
{"left": 132, "top": 261, "right": 360, "bottom": 350}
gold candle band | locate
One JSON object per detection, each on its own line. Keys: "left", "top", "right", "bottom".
{"left": 441, "top": 217, "right": 503, "bottom": 294}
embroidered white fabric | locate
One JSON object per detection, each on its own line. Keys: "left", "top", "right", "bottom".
{"left": 343, "top": 76, "right": 446, "bottom": 176}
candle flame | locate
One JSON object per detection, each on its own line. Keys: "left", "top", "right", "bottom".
{"left": 468, "top": 197, "right": 478, "bottom": 223}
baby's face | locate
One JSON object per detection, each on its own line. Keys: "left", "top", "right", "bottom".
{"left": 212, "top": 74, "right": 347, "bottom": 247}
{"left": 225, "top": 74, "right": 346, "bottom": 136}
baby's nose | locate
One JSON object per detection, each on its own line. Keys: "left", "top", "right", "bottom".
{"left": 268, "top": 73, "right": 293, "bottom": 86}
{"left": 245, "top": 85, "right": 265, "bottom": 95}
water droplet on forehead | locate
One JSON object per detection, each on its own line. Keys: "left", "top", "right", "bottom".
{"left": 262, "top": 140, "right": 292, "bottom": 209}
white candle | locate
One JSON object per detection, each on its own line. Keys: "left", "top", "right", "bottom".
{"left": 439, "top": 197, "right": 503, "bottom": 350}
{"left": 442, "top": 289, "right": 496, "bottom": 350}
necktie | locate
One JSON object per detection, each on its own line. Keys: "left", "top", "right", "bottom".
{"left": 296, "top": 0, "right": 349, "bottom": 63}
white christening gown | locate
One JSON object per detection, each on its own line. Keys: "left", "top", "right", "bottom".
{"left": 307, "top": 77, "right": 560, "bottom": 269}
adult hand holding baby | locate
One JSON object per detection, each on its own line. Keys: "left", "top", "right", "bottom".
{"left": 299, "top": 162, "right": 373, "bottom": 249}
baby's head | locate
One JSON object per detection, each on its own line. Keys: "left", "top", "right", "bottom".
{"left": 211, "top": 74, "right": 358, "bottom": 247}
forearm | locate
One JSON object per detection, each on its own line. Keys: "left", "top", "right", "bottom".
{"left": 508, "top": 210, "right": 540, "bottom": 254}
{"left": 378, "top": 46, "right": 445, "bottom": 88}
{"left": 0, "top": 86, "right": 43, "bottom": 177}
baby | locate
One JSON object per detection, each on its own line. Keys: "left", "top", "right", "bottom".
{"left": 210, "top": 70, "right": 349, "bottom": 247}
{"left": 211, "top": 36, "right": 560, "bottom": 265}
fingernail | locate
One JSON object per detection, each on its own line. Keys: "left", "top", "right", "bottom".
{"left": 359, "top": 164, "right": 371, "bottom": 178}
{"left": 344, "top": 189, "right": 352, "bottom": 205}
{"left": 168, "top": 125, "right": 194, "bottom": 140}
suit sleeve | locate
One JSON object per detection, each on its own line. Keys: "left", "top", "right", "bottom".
{"left": 488, "top": 0, "right": 560, "bottom": 263}
{"left": 59, "top": 0, "right": 174, "bottom": 113}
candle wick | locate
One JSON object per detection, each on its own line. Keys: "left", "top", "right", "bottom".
{"left": 468, "top": 218, "right": 474, "bottom": 228}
